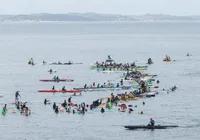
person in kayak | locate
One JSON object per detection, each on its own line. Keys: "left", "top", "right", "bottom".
{"left": 28, "top": 58, "right": 34, "bottom": 65}
{"left": 120, "top": 79, "right": 123, "bottom": 85}
{"left": 62, "top": 86, "right": 66, "bottom": 91}
{"left": 101, "top": 108, "right": 105, "bottom": 113}
{"left": 93, "top": 82, "right": 95, "bottom": 87}
{"left": 84, "top": 84, "right": 87, "bottom": 88}
{"left": 52, "top": 86, "right": 55, "bottom": 90}
{"left": 49, "top": 69, "right": 53, "bottom": 73}
{"left": 53, "top": 102, "right": 56, "bottom": 110}
{"left": 68, "top": 97, "right": 72, "bottom": 103}
{"left": 15, "top": 91, "right": 21, "bottom": 102}
{"left": 44, "top": 99, "right": 50, "bottom": 105}
{"left": 62, "top": 100, "right": 67, "bottom": 108}
{"left": 53, "top": 75, "right": 57, "bottom": 80}
{"left": 43, "top": 61, "right": 46, "bottom": 65}
{"left": 55, "top": 106, "right": 59, "bottom": 114}
{"left": 148, "top": 118, "right": 155, "bottom": 126}
{"left": 116, "top": 83, "right": 120, "bottom": 88}
{"left": 56, "top": 76, "right": 59, "bottom": 81}
{"left": 148, "top": 58, "right": 152, "bottom": 64}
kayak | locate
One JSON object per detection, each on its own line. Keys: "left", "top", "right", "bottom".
{"left": 124, "top": 125, "right": 178, "bottom": 130}
{"left": 147, "top": 62, "right": 153, "bottom": 64}
{"left": 39, "top": 79, "right": 74, "bottom": 82}
{"left": 163, "top": 58, "right": 173, "bottom": 62}
{"left": 105, "top": 59, "right": 114, "bottom": 63}
{"left": 38, "top": 90, "right": 82, "bottom": 93}
{"left": 73, "top": 85, "right": 134, "bottom": 92}
{"left": 49, "top": 62, "right": 82, "bottom": 65}
{"left": 135, "top": 91, "right": 158, "bottom": 98}
{"left": 90, "top": 66, "right": 148, "bottom": 71}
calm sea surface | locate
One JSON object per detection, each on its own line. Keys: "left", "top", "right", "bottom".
{"left": 0, "top": 21, "right": 200, "bottom": 140}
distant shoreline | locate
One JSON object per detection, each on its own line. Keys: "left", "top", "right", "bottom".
{"left": 0, "top": 13, "right": 200, "bottom": 22}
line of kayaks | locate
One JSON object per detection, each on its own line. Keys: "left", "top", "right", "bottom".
{"left": 90, "top": 66, "right": 148, "bottom": 71}
{"left": 73, "top": 85, "right": 135, "bottom": 92}
{"left": 39, "top": 79, "right": 74, "bottom": 82}
{"left": 124, "top": 125, "right": 178, "bottom": 130}
{"left": 49, "top": 62, "right": 83, "bottom": 65}
{"left": 38, "top": 90, "right": 82, "bottom": 93}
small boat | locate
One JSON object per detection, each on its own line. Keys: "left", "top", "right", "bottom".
{"left": 124, "top": 125, "right": 178, "bottom": 130}
{"left": 39, "top": 79, "right": 74, "bottom": 82}
{"left": 38, "top": 90, "right": 82, "bottom": 93}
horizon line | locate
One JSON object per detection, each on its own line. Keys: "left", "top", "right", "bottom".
{"left": 0, "top": 12, "right": 199, "bottom": 17}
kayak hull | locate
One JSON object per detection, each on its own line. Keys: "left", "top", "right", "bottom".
{"left": 124, "top": 125, "right": 178, "bottom": 130}
{"left": 49, "top": 62, "right": 82, "bottom": 65}
{"left": 39, "top": 79, "right": 74, "bottom": 82}
{"left": 38, "top": 90, "right": 82, "bottom": 93}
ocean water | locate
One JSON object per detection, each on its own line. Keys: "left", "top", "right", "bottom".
{"left": 0, "top": 21, "right": 200, "bottom": 140}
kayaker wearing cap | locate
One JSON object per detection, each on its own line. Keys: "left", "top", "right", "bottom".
{"left": 148, "top": 118, "right": 155, "bottom": 126}
{"left": 15, "top": 91, "right": 21, "bottom": 102}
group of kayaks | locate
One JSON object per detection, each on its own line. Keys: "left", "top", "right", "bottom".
{"left": 26, "top": 55, "right": 181, "bottom": 130}
{"left": 28, "top": 58, "right": 83, "bottom": 66}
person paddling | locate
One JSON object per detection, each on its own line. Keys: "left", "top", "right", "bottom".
{"left": 15, "top": 91, "right": 21, "bottom": 102}
{"left": 44, "top": 99, "right": 50, "bottom": 105}
{"left": 53, "top": 102, "right": 56, "bottom": 110}
{"left": 49, "top": 69, "right": 53, "bottom": 73}
{"left": 62, "top": 86, "right": 66, "bottom": 91}
{"left": 68, "top": 97, "right": 72, "bottom": 103}
{"left": 108, "top": 55, "right": 111, "bottom": 60}
{"left": 148, "top": 118, "right": 155, "bottom": 126}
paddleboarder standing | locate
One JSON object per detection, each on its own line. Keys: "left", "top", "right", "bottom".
{"left": 15, "top": 91, "right": 21, "bottom": 102}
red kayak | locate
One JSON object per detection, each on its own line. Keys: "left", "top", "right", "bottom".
{"left": 38, "top": 90, "right": 82, "bottom": 93}
{"left": 39, "top": 79, "right": 74, "bottom": 82}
